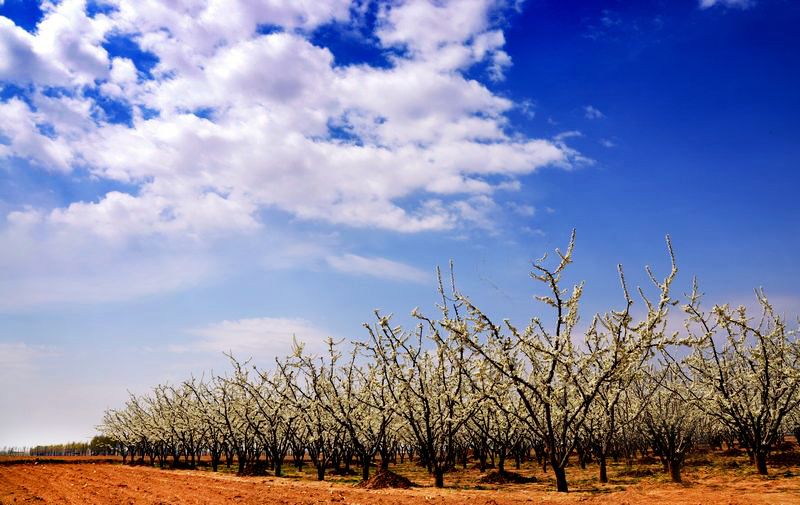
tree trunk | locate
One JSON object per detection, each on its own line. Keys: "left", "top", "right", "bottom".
{"left": 669, "top": 460, "right": 682, "bottom": 483}
{"left": 237, "top": 454, "right": 246, "bottom": 476}
{"left": 316, "top": 464, "right": 325, "bottom": 481}
{"left": 599, "top": 454, "right": 608, "bottom": 484}
{"left": 293, "top": 449, "right": 304, "bottom": 470}
{"left": 478, "top": 450, "right": 487, "bottom": 472}
{"left": 376, "top": 445, "right": 390, "bottom": 471}
{"left": 755, "top": 451, "right": 768, "bottom": 475}
{"left": 553, "top": 465, "right": 568, "bottom": 492}
{"left": 576, "top": 444, "right": 587, "bottom": 470}
{"left": 434, "top": 467, "right": 445, "bottom": 488}
{"left": 361, "top": 454, "right": 370, "bottom": 481}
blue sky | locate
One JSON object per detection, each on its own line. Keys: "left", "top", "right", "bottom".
{"left": 0, "top": 0, "right": 798, "bottom": 446}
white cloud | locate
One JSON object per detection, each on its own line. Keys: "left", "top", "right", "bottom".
{"left": 0, "top": 0, "right": 580, "bottom": 306}
{"left": 180, "top": 317, "right": 334, "bottom": 360}
{"left": 30, "top": 90, "right": 95, "bottom": 137}
{"left": 584, "top": 105, "right": 605, "bottom": 119}
{"left": 450, "top": 194, "right": 498, "bottom": 230}
{"left": 554, "top": 130, "right": 583, "bottom": 142}
{"left": 375, "top": 0, "right": 514, "bottom": 80}
{"left": 109, "top": 57, "right": 137, "bottom": 83}
{"left": 0, "top": 1, "right": 570, "bottom": 234}
{"left": 699, "top": 0, "right": 754, "bottom": 9}
{"left": 488, "top": 49, "right": 512, "bottom": 82}
{"left": 377, "top": 0, "right": 491, "bottom": 56}
{"left": 326, "top": 253, "right": 430, "bottom": 284}
{"left": 47, "top": 189, "right": 260, "bottom": 241}
{"left": 508, "top": 202, "right": 536, "bottom": 217}
{"left": 34, "top": 0, "right": 112, "bottom": 84}
{"left": 0, "top": 98, "right": 74, "bottom": 171}
{"left": 0, "top": 16, "right": 69, "bottom": 85}
{"left": 0, "top": 1, "right": 113, "bottom": 87}
{"left": 111, "top": 0, "right": 350, "bottom": 61}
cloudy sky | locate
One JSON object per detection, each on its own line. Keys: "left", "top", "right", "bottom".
{"left": 1, "top": 0, "right": 798, "bottom": 446}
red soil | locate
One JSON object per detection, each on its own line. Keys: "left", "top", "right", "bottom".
{"left": 1, "top": 461, "right": 800, "bottom": 505}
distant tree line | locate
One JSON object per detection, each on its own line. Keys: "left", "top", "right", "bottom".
{"left": 2, "top": 436, "right": 118, "bottom": 457}
{"left": 0, "top": 447, "right": 29, "bottom": 456}
{"left": 100, "top": 232, "right": 800, "bottom": 493}
{"left": 29, "top": 441, "right": 91, "bottom": 457}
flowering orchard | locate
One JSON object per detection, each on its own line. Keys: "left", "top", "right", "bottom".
{"left": 100, "top": 233, "right": 800, "bottom": 493}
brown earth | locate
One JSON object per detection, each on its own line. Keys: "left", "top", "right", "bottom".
{"left": 356, "top": 469, "right": 414, "bottom": 489}
{"left": 476, "top": 470, "right": 537, "bottom": 484}
{"left": 1, "top": 453, "right": 800, "bottom": 504}
{"left": 0, "top": 455, "right": 121, "bottom": 466}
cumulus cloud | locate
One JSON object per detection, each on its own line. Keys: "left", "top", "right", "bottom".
{"left": 0, "top": 17, "right": 69, "bottom": 85}
{"left": 34, "top": 0, "right": 113, "bottom": 84}
{"left": 0, "top": 99, "right": 74, "bottom": 170}
{"left": 0, "top": 0, "right": 578, "bottom": 305}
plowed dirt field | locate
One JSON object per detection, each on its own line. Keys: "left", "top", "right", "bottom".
{"left": 1, "top": 461, "right": 800, "bottom": 505}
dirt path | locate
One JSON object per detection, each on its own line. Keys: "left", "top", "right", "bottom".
{"left": 1, "top": 463, "right": 799, "bottom": 504}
